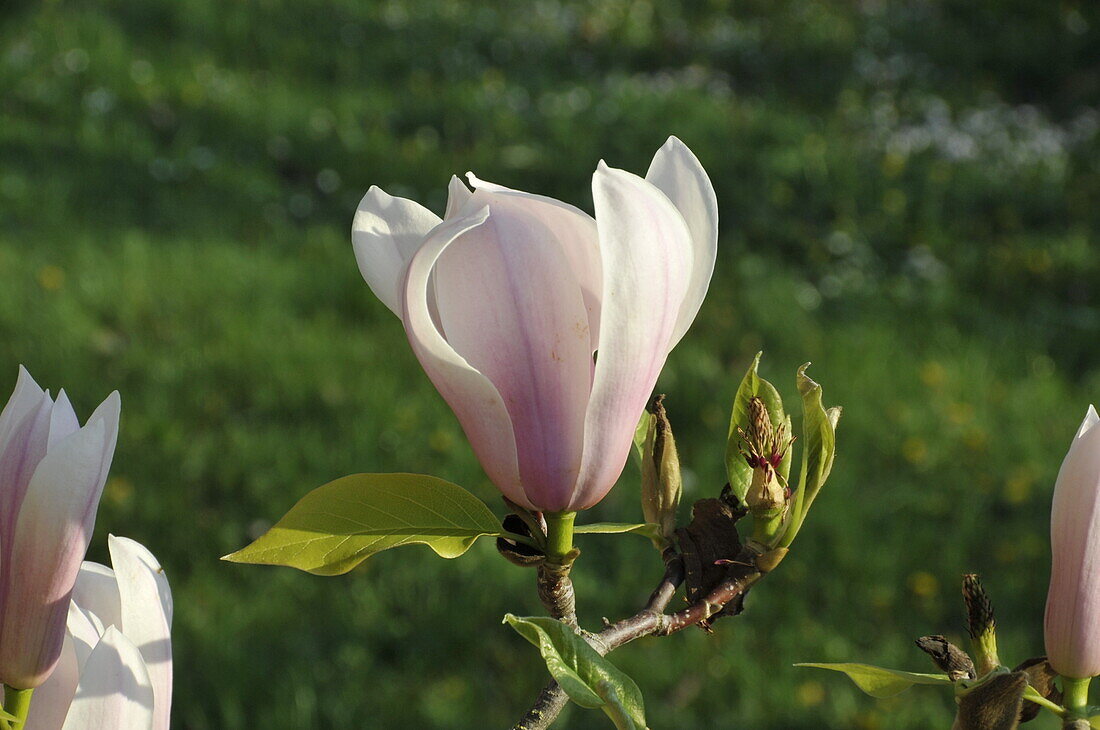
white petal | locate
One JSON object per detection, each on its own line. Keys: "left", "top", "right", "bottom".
{"left": 68, "top": 601, "right": 105, "bottom": 669}
{"left": 444, "top": 175, "right": 472, "bottom": 219}
{"left": 84, "top": 392, "right": 121, "bottom": 490}
{"left": 400, "top": 206, "right": 527, "bottom": 507}
{"left": 61, "top": 627, "right": 154, "bottom": 730}
{"left": 351, "top": 186, "right": 441, "bottom": 316}
{"left": 645, "top": 136, "right": 718, "bottom": 347}
{"left": 109, "top": 536, "right": 172, "bottom": 730}
{"left": 71, "top": 562, "right": 121, "bottom": 634}
{"left": 571, "top": 163, "right": 693, "bottom": 509}
{"left": 1076, "top": 404, "right": 1099, "bottom": 440}
{"left": 47, "top": 391, "right": 80, "bottom": 450}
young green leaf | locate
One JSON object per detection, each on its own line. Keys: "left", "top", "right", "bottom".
{"left": 573, "top": 522, "right": 662, "bottom": 540}
{"left": 725, "top": 352, "right": 787, "bottom": 503}
{"left": 781, "top": 364, "right": 840, "bottom": 548}
{"left": 796, "top": 662, "right": 952, "bottom": 698}
{"left": 504, "top": 615, "right": 647, "bottom": 730}
{"left": 632, "top": 410, "right": 655, "bottom": 468}
{"left": 222, "top": 473, "right": 501, "bottom": 575}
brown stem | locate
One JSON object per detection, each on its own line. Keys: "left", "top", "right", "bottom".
{"left": 512, "top": 683, "right": 571, "bottom": 730}
{"left": 535, "top": 561, "right": 577, "bottom": 626}
{"left": 515, "top": 546, "right": 763, "bottom": 729}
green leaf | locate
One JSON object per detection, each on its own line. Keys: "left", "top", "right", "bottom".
{"left": 631, "top": 410, "right": 655, "bottom": 468}
{"left": 504, "top": 615, "right": 646, "bottom": 730}
{"left": 0, "top": 707, "right": 16, "bottom": 723}
{"left": 574, "top": 522, "right": 662, "bottom": 540}
{"left": 725, "top": 352, "right": 787, "bottom": 503}
{"left": 781, "top": 364, "right": 840, "bottom": 548}
{"left": 223, "top": 473, "right": 501, "bottom": 575}
{"left": 796, "top": 663, "right": 952, "bottom": 698}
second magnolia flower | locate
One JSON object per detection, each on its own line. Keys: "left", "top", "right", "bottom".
{"left": 353, "top": 137, "right": 717, "bottom": 511}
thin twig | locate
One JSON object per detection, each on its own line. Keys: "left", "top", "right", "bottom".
{"left": 514, "top": 546, "right": 764, "bottom": 729}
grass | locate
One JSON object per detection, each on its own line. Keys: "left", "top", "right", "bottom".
{"left": 1, "top": 1, "right": 1098, "bottom": 727}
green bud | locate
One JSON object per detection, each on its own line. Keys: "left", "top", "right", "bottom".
{"left": 725, "top": 353, "right": 791, "bottom": 507}
{"left": 735, "top": 396, "right": 794, "bottom": 544}
{"left": 640, "top": 395, "right": 682, "bottom": 548}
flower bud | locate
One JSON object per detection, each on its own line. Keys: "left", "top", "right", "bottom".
{"left": 640, "top": 396, "right": 682, "bottom": 547}
{"left": 962, "top": 574, "right": 1000, "bottom": 676}
{"left": 1044, "top": 405, "right": 1100, "bottom": 679}
{"left": 0, "top": 367, "right": 120, "bottom": 689}
{"left": 737, "top": 397, "right": 793, "bottom": 521}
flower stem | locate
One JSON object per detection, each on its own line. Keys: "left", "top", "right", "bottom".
{"left": 1062, "top": 675, "right": 1091, "bottom": 718}
{"left": 2, "top": 686, "right": 33, "bottom": 729}
{"left": 543, "top": 511, "right": 576, "bottom": 565}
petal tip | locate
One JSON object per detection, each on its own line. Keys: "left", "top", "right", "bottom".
{"left": 1078, "top": 405, "right": 1100, "bottom": 439}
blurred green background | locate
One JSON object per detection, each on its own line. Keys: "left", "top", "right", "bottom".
{"left": 2, "top": 0, "right": 1098, "bottom": 727}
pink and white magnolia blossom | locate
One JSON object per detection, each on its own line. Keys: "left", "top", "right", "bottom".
{"left": 1045, "top": 405, "right": 1100, "bottom": 678}
{"left": 0, "top": 367, "right": 120, "bottom": 689}
{"left": 21, "top": 535, "right": 173, "bottom": 730}
{"left": 352, "top": 137, "right": 717, "bottom": 511}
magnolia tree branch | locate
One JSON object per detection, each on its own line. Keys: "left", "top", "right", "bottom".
{"left": 514, "top": 545, "right": 765, "bottom": 730}
{"left": 512, "top": 562, "right": 579, "bottom": 730}
{"left": 536, "top": 562, "right": 577, "bottom": 627}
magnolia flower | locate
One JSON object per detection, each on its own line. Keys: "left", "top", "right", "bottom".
{"left": 1045, "top": 405, "right": 1100, "bottom": 678}
{"left": 0, "top": 367, "right": 120, "bottom": 689}
{"left": 23, "top": 535, "right": 173, "bottom": 730}
{"left": 353, "top": 137, "right": 717, "bottom": 511}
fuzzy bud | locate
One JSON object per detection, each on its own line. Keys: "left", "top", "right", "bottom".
{"left": 640, "top": 395, "right": 682, "bottom": 547}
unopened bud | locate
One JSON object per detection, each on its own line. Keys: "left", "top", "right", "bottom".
{"left": 962, "top": 574, "right": 1000, "bottom": 675}
{"left": 640, "top": 395, "right": 682, "bottom": 547}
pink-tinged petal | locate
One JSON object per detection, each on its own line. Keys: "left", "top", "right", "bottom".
{"left": 24, "top": 630, "right": 80, "bottom": 730}
{"left": 466, "top": 173, "right": 603, "bottom": 353}
{"left": 60, "top": 627, "right": 154, "bottom": 730}
{"left": 352, "top": 186, "right": 442, "bottom": 316}
{"left": 401, "top": 206, "right": 527, "bottom": 507}
{"left": 0, "top": 366, "right": 45, "bottom": 449}
{"left": 570, "top": 163, "right": 693, "bottom": 509}
{"left": 109, "top": 536, "right": 172, "bottom": 730}
{"left": 434, "top": 191, "right": 593, "bottom": 510}
{"left": 0, "top": 389, "right": 56, "bottom": 630}
{"left": 0, "top": 392, "right": 119, "bottom": 688}
{"left": 0, "top": 391, "right": 54, "bottom": 548}
{"left": 444, "top": 175, "right": 472, "bottom": 219}
{"left": 1046, "top": 405, "right": 1100, "bottom": 677}
{"left": 71, "top": 562, "right": 121, "bottom": 635}
{"left": 47, "top": 391, "right": 80, "bottom": 449}
{"left": 645, "top": 136, "right": 718, "bottom": 347}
